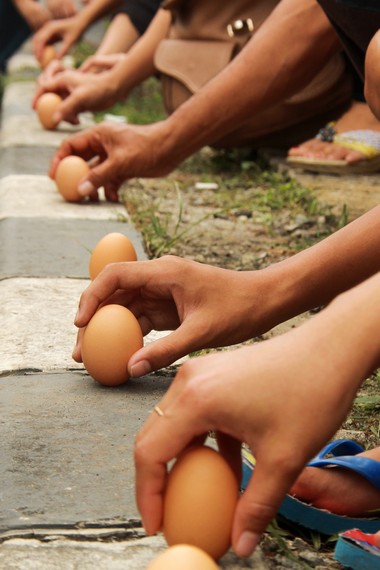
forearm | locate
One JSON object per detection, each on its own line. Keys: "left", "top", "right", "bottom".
{"left": 255, "top": 205, "right": 380, "bottom": 330}
{"left": 96, "top": 13, "right": 139, "bottom": 55}
{"left": 156, "top": 0, "right": 341, "bottom": 161}
{"left": 306, "top": 271, "right": 380, "bottom": 384}
{"left": 110, "top": 8, "right": 171, "bottom": 97}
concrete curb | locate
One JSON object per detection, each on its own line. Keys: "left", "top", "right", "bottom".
{"left": 0, "top": 46, "right": 269, "bottom": 569}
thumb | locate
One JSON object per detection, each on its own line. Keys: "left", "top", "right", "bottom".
{"left": 128, "top": 324, "right": 199, "bottom": 377}
{"left": 77, "top": 159, "right": 118, "bottom": 198}
{"left": 232, "top": 457, "right": 301, "bottom": 557}
{"left": 52, "top": 93, "right": 81, "bottom": 125}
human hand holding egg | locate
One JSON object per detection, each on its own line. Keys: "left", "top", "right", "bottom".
{"left": 73, "top": 255, "right": 270, "bottom": 376}
{"left": 49, "top": 119, "right": 182, "bottom": 200}
{"left": 135, "top": 317, "right": 364, "bottom": 558}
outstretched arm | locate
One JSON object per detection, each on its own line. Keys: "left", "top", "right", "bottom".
{"left": 33, "top": 0, "right": 122, "bottom": 60}
{"left": 33, "top": 8, "right": 171, "bottom": 120}
{"left": 74, "top": 204, "right": 380, "bottom": 376}
{"left": 48, "top": 0, "right": 341, "bottom": 193}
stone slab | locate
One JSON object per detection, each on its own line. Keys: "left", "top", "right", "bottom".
{"left": 0, "top": 218, "right": 147, "bottom": 279}
{"left": 0, "top": 277, "right": 89, "bottom": 373}
{"left": 1, "top": 114, "right": 93, "bottom": 148}
{"left": 0, "top": 175, "right": 127, "bottom": 220}
{"left": 0, "top": 371, "right": 172, "bottom": 529}
{"left": 0, "top": 535, "right": 269, "bottom": 569}
{"left": 0, "top": 277, "right": 182, "bottom": 374}
{"left": 0, "top": 147, "right": 56, "bottom": 176}
{"left": 0, "top": 82, "right": 93, "bottom": 148}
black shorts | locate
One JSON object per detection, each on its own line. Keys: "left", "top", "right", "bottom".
{"left": 114, "top": 0, "right": 162, "bottom": 36}
{"left": 318, "top": 0, "right": 380, "bottom": 79}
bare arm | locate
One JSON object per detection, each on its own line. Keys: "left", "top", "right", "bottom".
{"left": 155, "top": 0, "right": 342, "bottom": 164}
{"left": 33, "top": 0, "right": 123, "bottom": 59}
{"left": 34, "top": 8, "right": 171, "bottom": 120}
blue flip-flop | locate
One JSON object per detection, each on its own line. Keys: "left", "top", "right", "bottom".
{"left": 334, "top": 529, "right": 380, "bottom": 570}
{"left": 241, "top": 440, "right": 380, "bottom": 535}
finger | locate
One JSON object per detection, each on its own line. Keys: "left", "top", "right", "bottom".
{"left": 216, "top": 433, "right": 242, "bottom": 483}
{"left": 77, "top": 159, "right": 123, "bottom": 199}
{"left": 104, "top": 182, "right": 121, "bottom": 203}
{"left": 52, "top": 94, "right": 81, "bottom": 125}
{"left": 135, "top": 374, "right": 210, "bottom": 533}
{"left": 231, "top": 455, "right": 302, "bottom": 557}
{"left": 72, "top": 327, "right": 85, "bottom": 362}
{"left": 128, "top": 321, "right": 204, "bottom": 377}
{"left": 49, "top": 131, "right": 103, "bottom": 179}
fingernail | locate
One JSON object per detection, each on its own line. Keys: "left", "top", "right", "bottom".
{"left": 129, "top": 360, "right": 151, "bottom": 378}
{"left": 78, "top": 180, "right": 95, "bottom": 196}
{"left": 236, "top": 531, "right": 260, "bottom": 557}
{"left": 74, "top": 308, "right": 80, "bottom": 324}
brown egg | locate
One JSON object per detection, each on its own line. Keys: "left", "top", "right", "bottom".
{"left": 163, "top": 446, "right": 239, "bottom": 560}
{"left": 89, "top": 233, "right": 137, "bottom": 279}
{"left": 36, "top": 92, "right": 62, "bottom": 130}
{"left": 81, "top": 304, "right": 143, "bottom": 386}
{"left": 54, "top": 156, "right": 90, "bottom": 202}
{"left": 146, "top": 545, "right": 219, "bottom": 570}
{"left": 40, "top": 45, "right": 57, "bottom": 69}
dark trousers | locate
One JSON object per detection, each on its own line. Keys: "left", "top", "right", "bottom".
{"left": 0, "top": 0, "right": 31, "bottom": 73}
{"left": 318, "top": 0, "right": 380, "bottom": 81}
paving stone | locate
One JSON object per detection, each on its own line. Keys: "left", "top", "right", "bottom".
{"left": 0, "top": 147, "right": 55, "bottom": 176}
{"left": 0, "top": 536, "right": 167, "bottom": 570}
{"left": 0, "top": 277, "right": 88, "bottom": 373}
{"left": 0, "top": 218, "right": 147, "bottom": 279}
{"left": 0, "top": 175, "right": 127, "bottom": 220}
{"left": 0, "top": 536, "right": 270, "bottom": 569}
{"left": 0, "top": 371, "right": 172, "bottom": 529}
{"left": 1, "top": 114, "right": 93, "bottom": 149}
{"left": 0, "top": 277, "right": 179, "bottom": 374}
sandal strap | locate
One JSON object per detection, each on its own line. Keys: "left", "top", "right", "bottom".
{"left": 334, "top": 130, "right": 380, "bottom": 158}
{"left": 308, "top": 455, "right": 380, "bottom": 490}
{"left": 308, "top": 440, "right": 380, "bottom": 491}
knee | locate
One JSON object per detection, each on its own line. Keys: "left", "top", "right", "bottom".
{"left": 364, "top": 30, "right": 380, "bottom": 120}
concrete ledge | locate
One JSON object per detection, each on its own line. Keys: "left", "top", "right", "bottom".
{"left": 0, "top": 371, "right": 172, "bottom": 528}
{"left": 1, "top": 114, "right": 93, "bottom": 148}
{"left": 0, "top": 218, "right": 146, "bottom": 279}
{"left": 0, "top": 82, "right": 93, "bottom": 148}
{"left": 0, "top": 277, "right": 87, "bottom": 372}
{"left": 0, "top": 175, "right": 127, "bottom": 220}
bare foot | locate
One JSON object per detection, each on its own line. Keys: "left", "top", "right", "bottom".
{"left": 288, "top": 102, "right": 380, "bottom": 164}
{"left": 290, "top": 446, "right": 380, "bottom": 516}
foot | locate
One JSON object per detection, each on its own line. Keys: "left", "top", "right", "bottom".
{"left": 290, "top": 446, "right": 380, "bottom": 517}
{"left": 288, "top": 102, "right": 380, "bottom": 165}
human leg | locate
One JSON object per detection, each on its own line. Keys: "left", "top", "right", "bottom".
{"left": 291, "top": 445, "right": 380, "bottom": 517}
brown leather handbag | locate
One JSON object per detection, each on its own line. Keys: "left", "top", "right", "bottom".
{"left": 155, "top": 0, "right": 282, "bottom": 113}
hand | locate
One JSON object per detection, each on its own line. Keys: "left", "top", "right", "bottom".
{"left": 80, "top": 53, "right": 126, "bottom": 74}
{"left": 32, "top": 17, "right": 82, "bottom": 61}
{"left": 45, "top": 0, "right": 77, "bottom": 19}
{"left": 73, "top": 256, "right": 274, "bottom": 375}
{"left": 32, "top": 69, "right": 120, "bottom": 123}
{"left": 49, "top": 120, "right": 181, "bottom": 200}
{"left": 35, "top": 58, "right": 67, "bottom": 90}
{"left": 134, "top": 311, "right": 367, "bottom": 557}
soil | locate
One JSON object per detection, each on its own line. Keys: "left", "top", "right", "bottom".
{"left": 123, "top": 150, "right": 380, "bottom": 570}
